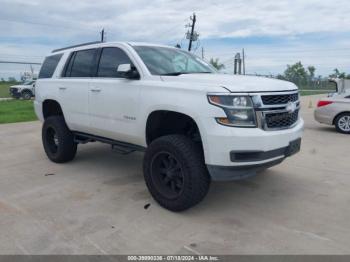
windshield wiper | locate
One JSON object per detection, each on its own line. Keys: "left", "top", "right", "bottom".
{"left": 160, "top": 72, "right": 185, "bottom": 76}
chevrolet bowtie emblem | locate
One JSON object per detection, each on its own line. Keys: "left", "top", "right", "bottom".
{"left": 286, "top": 101, "right": 297, "bottom": 113}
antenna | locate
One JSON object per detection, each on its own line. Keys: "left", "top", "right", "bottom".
{"left": 100, "top": 28, "right": 106, "bottom": 42}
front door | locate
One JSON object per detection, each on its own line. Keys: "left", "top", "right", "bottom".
{"left": 88, "top": 47, "right": 141, "bottom": 144}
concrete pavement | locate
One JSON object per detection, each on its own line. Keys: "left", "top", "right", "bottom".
{"left": 0, "top": 94, "right": 349, "bottom": 254}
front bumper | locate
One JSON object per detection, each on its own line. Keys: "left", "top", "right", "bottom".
{"left": 207, "top": 138, "right": 301, "bottom": 181}
{"left": 199, "top": 117, "right": 304, "bottom": 181}
{"left": 9, "top": 88, "right": 21, "bottom": 98}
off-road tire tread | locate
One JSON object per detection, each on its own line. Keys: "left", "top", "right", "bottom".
{"left": 143, "top": 135, "right": 210, "bottom": 212}
{"left": 42, "top": 116, "right": 77, "bottom": 163}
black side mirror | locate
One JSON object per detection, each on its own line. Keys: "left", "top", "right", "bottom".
{"left": 125, "top": 66, "right": 140, "bottom": 80}
{"left": 117, "top": 64, "right": 140, "bottom": 80}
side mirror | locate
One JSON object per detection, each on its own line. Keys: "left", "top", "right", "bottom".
{"left": 117, "top": 64, "right": 140, "bottom": 80}
{"left": 117, "top": 64, "right": 131, "bottom": 73}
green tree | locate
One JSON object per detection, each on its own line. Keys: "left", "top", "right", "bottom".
{"left": 307, "top": 66, "right": 316, "bottom": 79}
{"left": 283, "top": 62, "right": 308, "bottom": 86}
{"left": 329, "top": 68, "right": 350, "bottom": 79}
{"left": 209, "top": 58, "right": 225, "bottom": 70}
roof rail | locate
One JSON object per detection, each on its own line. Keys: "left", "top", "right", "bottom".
{"left": 52, "top": 41, "right": 102, "bottom": 53}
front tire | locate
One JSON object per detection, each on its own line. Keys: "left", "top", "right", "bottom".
{"left": 22, "top": 90, "right": 32, "bottom": 100}
{"left": 143, "top": 135, "right": 210, "bottom": 212}
{"left": 42, "top": 116, "right": 77, "bottom": 163}
{"left": 335, "top": 113, "right": 350, "bottom": 134}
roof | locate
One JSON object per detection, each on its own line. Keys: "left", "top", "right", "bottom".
{"left": 51, "top": 41, "right": 175, "bottom": 54}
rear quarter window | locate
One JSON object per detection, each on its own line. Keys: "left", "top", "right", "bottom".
{"left": 38, "top": 54, "right": 63, "bottom": 79}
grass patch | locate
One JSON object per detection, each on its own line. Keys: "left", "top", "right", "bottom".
{"left": 0, "top": 82, "right": 13, "bottom": 98}
{"left": 0, "top": 100, "right": 37, "bottom": 124}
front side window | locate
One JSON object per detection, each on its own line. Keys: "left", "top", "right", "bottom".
{"left": 97, "top": 47, "right": 132, "bottom": 78}
{"left": 133, "top": 46, "right": 216, "bottom": 75}
{"left": 66, "top": 49, "right": 97, "bottom": 77}
{"left": 38, "top": 54, "right": 63, "bottom": 79}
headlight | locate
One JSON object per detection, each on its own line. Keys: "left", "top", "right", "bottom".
{"left": 208, "top": 95, "right": 257, "bottom": 127}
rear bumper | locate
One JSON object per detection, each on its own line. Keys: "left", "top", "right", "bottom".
{"left": 207, "top": 138, "right": 301, "bottom": 181}
{"left": 314, "top": 108, "right": 333, "bottom": 125}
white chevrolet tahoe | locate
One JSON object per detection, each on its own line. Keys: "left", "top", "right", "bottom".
{"left": 34, "top": 41, "right": 304, "bottom": 211}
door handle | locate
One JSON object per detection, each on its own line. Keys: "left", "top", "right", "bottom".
{"left": 90, "top": 88, "right": 101, "bottom": 92}
{"left": 59, "top": 87, "right": 67, "bottom": 90}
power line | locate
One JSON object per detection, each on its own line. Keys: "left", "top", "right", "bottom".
{"left": 0, "top": 18, "right": 98, "bottom": 33}
{"left": 212, "top": 47, "right": 350, "bottom": 57}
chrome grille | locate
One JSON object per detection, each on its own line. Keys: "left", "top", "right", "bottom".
{"left": 254, "top": 91, "right": 300, "bottom": 131}
{"left": 261, "top": 93, "right": 298, "bottom": 105}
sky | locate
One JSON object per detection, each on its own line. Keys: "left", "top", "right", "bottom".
{"left": 0, "top": 0, "right": 350, "bottom": 79}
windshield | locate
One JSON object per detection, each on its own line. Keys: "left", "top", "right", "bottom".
{"left": 23, "top": 81, "right": 34, "bottom": 85}
{"left": 133, "top": 46, "right": 216, "bottom": 75}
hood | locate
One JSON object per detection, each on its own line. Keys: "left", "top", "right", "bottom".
{"left": 161, "top": 74, "right": 297, "bottom": 93}
{"left": 11, "top": 85, "right": 27, "bottom": 89}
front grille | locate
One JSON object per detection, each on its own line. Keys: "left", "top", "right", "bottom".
{"left": 265, "top": 109, "right": 299, "bottom": 129}
{"left": 261, "top": 93, "right": 298, "bottom": 105}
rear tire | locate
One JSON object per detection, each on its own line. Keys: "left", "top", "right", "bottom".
{"left": 335, "top": 113, "right": 350, "bottom": 134}
{"left": 42, "top": 116, "right": 77, "bottom": 163}
{"left": 143, "top": 135, "right": 210, "bottom": 212}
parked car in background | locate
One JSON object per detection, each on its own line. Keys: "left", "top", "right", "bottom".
{"left": 315, "top": 92, "right": 350, "bottom": 134}
{"left": 327, "top": 78, "right": 350, "bottom": 97}
{"left": 9, "top": 80, "right": 35, "bottom": 100}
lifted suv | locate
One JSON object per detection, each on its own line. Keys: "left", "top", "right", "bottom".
{"left": 35, "top": 41, "right": 304, "bottom": 211}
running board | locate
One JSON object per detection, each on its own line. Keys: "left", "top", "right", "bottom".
{"left": 73, "top": 132, "right": 146, "bottom": 153}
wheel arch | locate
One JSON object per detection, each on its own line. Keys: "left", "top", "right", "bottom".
{"left": 42, "top": 99, "right": 64, "bottom": 119}
{"left": 333, "top": 111, "right": 350, "bottom": 125}
{"left": 145, "top": 110, "right": 203, "bottom": 147}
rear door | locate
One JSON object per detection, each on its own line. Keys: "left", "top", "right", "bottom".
{"left": 59, "top": 48, "right": 98, "bottom": 132}
{"left": 88, "top": 46, "right": 141, "bottom": 144}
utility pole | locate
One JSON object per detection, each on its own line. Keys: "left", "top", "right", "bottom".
{"left": 242, "top": 48, "right": 246, "bottom": 75}
{"left": 187, "top": 13, "right": 196, "bottom": 51}
{"left": 234, "top": 53, "right": 242, "bottom": 75}
{"left": 100, "top": 28, "right": 106, "bottom": 42}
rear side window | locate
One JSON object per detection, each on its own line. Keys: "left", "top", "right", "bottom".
{"left": 38, "top": 54, "right": 63, "bottom": 79}
{"left": 64, "top": 49, "right": 97, "bottom": 77}
{"left": 97, "top": 47, "right": 132, "bottom": 78}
